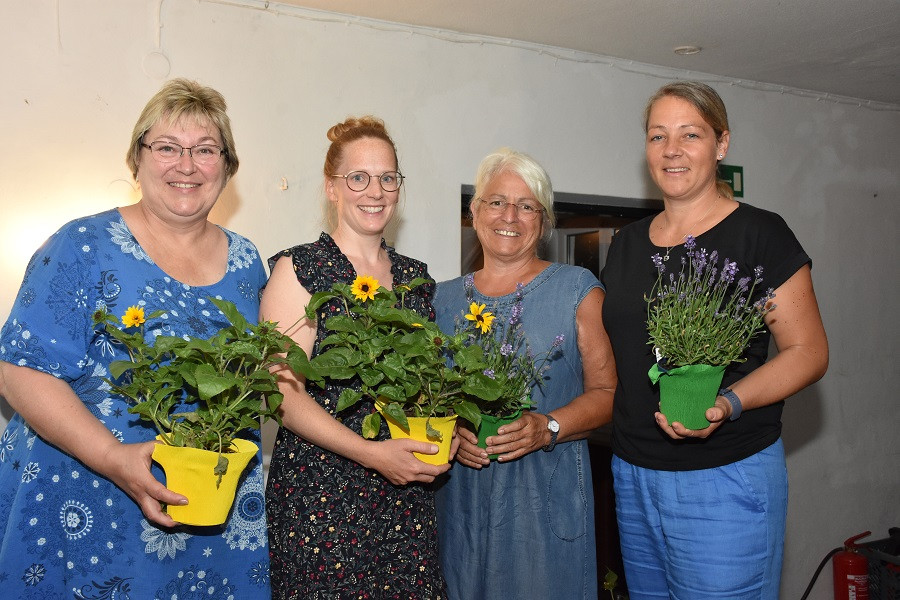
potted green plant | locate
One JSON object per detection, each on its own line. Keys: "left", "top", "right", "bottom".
{"left": 93, "top": 297, "right": 307, "bottom": 524}
{"left": 299, "top": 275, "right": 563, "bottom": 463}
{"left": 451, "top": 276, "right": 564, "bottom": 456}
{"left": 645, "top": 235, "right": 776, "bottom": 428}
{"left": 297, "top": 276, "right": 492, "bottom": 463}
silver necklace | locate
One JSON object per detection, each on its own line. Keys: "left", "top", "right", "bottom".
{"left": 661, "top": 196, "right": 719, "bottom": 261}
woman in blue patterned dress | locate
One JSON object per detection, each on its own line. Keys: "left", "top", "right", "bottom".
{"left": 0, "top": 79, "right": 271, "bottom": 599}
{"left": 262, "top": 116, "right": 449, "bottom": 599}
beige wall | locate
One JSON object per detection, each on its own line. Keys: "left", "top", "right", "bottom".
{"left": 1, "top": 2, "right": 898, "bottom": 598}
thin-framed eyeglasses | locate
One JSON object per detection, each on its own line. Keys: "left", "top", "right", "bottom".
{"left": 140, "top": 140, "right": 226, "bottom": 165}
{"left": 330, "top": 171, "right": 404, "bottom": 192}
{"left": 478, "top": 197, "right": 544, "bottom": 220}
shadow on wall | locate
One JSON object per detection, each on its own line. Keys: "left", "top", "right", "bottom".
{"left": 208, "top": 184, "right": 242, "bottom": 227}
{"left": 781, "top": 384, "right": 825, "bottom": 457}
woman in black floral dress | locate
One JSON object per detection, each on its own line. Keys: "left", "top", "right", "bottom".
{"left": 261, "top": 116, "right": 448, "bottom": 599}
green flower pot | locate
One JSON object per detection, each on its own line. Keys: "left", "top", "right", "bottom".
{"left": 477, "top": 411, "right": 522, "bottom": 460}
{"left": 649, "top": 363, "right": 726, "bottom": 430}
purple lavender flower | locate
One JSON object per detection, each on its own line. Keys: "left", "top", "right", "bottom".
{"left": 483, "top": 368, "right": 495, "bottom": 379}
{"left": 652, "top": 253, "right": 665, "bottom": 271}
{"left": 646, "top": 239, "right": 774, "bottom": 367}
{"left": 510, "top": 301, "right": 524, "bottom": 325}
{"left": 464, "top": 273, "right": 475, "bottom": 294}
{"left": 684, "top": 235, "right": 697, "bottom": 251}
{"left": 720, "top": 260, "right": 738, "bottom": 285}
{"left": 500, "top": 343, "right": 513, "bottom": 356}
{"left": 692, "top": 248, "right": 708, "bottom": 273}
{"left": 552, "top": 334, "right": 565, "bottom": 347}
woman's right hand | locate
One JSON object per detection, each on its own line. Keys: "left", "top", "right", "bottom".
{"left": 451, "top": 426, "right": 490, "bottom": 469}
{"left": 363, "top": 438, "right": 451, "bottom": 485}
{"left": 98, "top": 439, "right": 189, "bottom": 528}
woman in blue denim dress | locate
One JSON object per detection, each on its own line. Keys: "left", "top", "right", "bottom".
{"left": 434, "top": 148, "right": 617, "bottom": 600}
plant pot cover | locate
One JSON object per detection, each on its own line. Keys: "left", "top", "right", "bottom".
{"left": 649, "top": 363, "right": 726, "bottom": 430}
{"left": 151, "top": 437, "right": 258, "bottom": 526}
{"left": 477, "top": 411, "right": 522, "bottom": 460}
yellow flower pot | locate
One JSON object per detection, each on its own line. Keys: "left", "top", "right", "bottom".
{"left": 151, "top": 437, "right": 258, "bottom": 526}
{"left": 382, "top": 414, "right": 458, "bottom": 465}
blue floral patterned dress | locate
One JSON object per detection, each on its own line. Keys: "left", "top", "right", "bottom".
{"left": 0, "top": 209, "right": 271, "bottom": 599}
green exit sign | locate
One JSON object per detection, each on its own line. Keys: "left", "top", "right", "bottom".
{"left": 718, "top": 164, "right": 744, "bottom": 198}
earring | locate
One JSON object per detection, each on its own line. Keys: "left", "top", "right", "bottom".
{"left": 718, "top": 154, "right": 723, "bottom": 159}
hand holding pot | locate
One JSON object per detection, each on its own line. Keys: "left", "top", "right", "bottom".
{"left": 483, "top": 411, "right": 549, "bottom": 461}
{"left": 654, "top": 394, "right": 732, "bottom": 440}
{"left": 452, "top": 425, "right": 488, "bottom": 469}
{"left": 102, "top": 440, "right": 188, "bottom": 528}
{"left": 362, "top": 438, "right": 451, "bottom": 485}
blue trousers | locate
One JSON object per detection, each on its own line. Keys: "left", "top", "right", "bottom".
{"left": 612, "top": 439, "right": 788, "bottom": 599}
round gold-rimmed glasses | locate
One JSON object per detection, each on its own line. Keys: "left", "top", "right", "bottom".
{"left": 330, "top": 171, "right": 404, "bottom": 192}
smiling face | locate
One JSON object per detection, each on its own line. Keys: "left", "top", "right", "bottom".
{"left": 136, "top": 114, "right": 228, "bottom": 225}
{"left": 645, "top": 95, "right": 729, "bottom": 203}
{"left": 326, "top": 136, "right": 399, "bottom": 237}
{"left": 472, "top": 170, "right": 544, "bottom": 264}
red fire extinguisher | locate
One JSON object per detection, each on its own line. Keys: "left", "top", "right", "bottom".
{"left": 833, "top": 531, "right": 870, "bottom": 600}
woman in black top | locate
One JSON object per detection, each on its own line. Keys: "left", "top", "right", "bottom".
{"left": 601, "top": 82, "right": 828, "bottom": 598}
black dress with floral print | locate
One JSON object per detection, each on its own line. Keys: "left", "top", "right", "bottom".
{"left": 266, "top": 233, "right": 446, "bottom": 600}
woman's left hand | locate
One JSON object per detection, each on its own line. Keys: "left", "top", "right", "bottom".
{"left": 484, "top": 411, "right": 548, "bottom": 461}
{"left": 654, "top": 396, "right": 731, "bottom": 440}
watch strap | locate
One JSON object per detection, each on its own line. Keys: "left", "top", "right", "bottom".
{"left": 719, "top": 388, "right": 742, "bottom": 421}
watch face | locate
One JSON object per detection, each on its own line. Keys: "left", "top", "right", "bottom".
{"left": 548, "top": 419, "right": 560, "bottom": 433}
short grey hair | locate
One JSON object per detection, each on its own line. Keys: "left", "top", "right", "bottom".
{"left": 471, "top": 148, "right": 555, "bottom": 237}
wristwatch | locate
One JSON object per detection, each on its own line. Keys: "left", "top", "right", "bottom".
{"left": 542, "top": 413, "right": 560, "bottom": 452}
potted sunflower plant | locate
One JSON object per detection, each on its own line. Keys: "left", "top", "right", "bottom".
{"left": 645, "top": 235, "right": 776, "bottom": 429}
{"left": 300, "top": 275, "right": 563, "bottom": 464}
{"left": 94, "top": 298, "right": 307, "bottom": 525}
{"left": 450, "top": 276, "right": 564, "bottom": 458}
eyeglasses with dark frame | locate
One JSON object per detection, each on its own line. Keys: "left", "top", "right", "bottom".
{"left": 478, "top": 197, "right": 544, "bottom": 220}
{"left": 330, "top": 171, "right": 404, "bottom": 192}
{"left": 140, "top": 140, "right": 226, "bottom": 165}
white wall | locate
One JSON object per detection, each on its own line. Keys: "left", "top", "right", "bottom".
{"left": 1, "top": 1, "right": 897, "bottom": 597}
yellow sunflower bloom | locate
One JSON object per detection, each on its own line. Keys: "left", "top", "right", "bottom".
{"left": 121, "top": 305, "right": 146, "bottom": 328}
{"left": 351, "top": 275, "right": 380, "bottom": 302}
{"left": 465, "top": 302, "right": 495, "bottom": 334}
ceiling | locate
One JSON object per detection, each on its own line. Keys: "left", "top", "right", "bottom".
{"left": 276, "top": 0, "right": 900, "bottom": 108}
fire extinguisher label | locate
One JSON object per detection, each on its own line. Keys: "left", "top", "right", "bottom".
{"left": 846, "top": 574, "right": 869, "bottom": 600}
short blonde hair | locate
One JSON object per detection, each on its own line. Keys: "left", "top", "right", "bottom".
{"left": 126, "top": 78, "right": 238, "bottom": 180}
